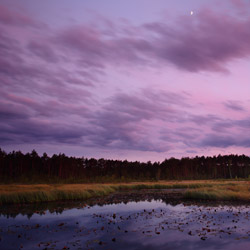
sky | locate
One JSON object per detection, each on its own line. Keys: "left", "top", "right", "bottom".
{"left": 1, "top": 0, "right": 250, "bottom": 162}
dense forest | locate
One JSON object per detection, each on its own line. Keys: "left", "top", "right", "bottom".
{"left": 1, "top": 148, "right": 250, "bottom": 183}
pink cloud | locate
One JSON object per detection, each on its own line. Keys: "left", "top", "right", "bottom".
{"left": 0, "top": 4, "right": 40, "bottom": 27}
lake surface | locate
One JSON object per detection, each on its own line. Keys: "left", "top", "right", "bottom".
{"left": 1, "top": 195, "right": 250, "bottom": 250}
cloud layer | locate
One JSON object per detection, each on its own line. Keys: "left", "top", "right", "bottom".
{"left": 1, "top": 2, "right": 250, "bottom": 159}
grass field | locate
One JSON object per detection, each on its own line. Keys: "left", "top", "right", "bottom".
{"left": 0, "top": 180, "right": 249, "bottom": 204}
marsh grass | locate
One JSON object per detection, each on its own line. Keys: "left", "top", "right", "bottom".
{"left": 0, "top": 180, "right": 249, "bottom": 204}
{"left": 184, "top": 182, "right": 250, "bottom": 201}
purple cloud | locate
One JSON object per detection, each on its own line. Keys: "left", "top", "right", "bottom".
{"left": 0, "top": 5, "right": 34, "bottom": 26}
{"left": 200, "top": 134, "right": 237, "bottom": 148}
{"left": 224, "top": 100, "right": 245, "bottom": 111}
{"left": 1, "top": 2, "right": 250, "bottom": 160}
{"left": 189, "top": 114, "right": 221, "bottom": 126}
{"left": 85, "top": 90, "right": 190, "bottom": 152}
{"left": 52, "top": 7, "right": 250, "bottom": 73}
{"left": 27, "top": 41, "right": 59, "bottom": 63}
{"left": 143, "top": 8, "right": 250, "bottom": 72}
{"left": 0, "top": 86, "right": 191, "bottom": 152}
{"left": 0, "top": 4, "right": 45, "bottom": 28}
{"left": 200, "top": 133, "right": 250, "bottom": 149}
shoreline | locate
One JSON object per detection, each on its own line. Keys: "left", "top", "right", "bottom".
{"left": 0, "top": 180, "right": 250, "bottom": 205}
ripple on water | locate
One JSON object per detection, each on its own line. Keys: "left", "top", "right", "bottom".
{"left": 0, "top": 198, "right": 250, "bottom": 250}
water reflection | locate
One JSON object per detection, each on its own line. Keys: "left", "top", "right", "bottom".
{"left": 0, "top": 192, "right": 250, "bottom": 250}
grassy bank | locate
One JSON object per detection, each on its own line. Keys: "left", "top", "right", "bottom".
{"left": 184, "top": 181, "right": 250, "bottom": 201}
{"left": 0, "top": 180, "right": 249, "bottom": 204}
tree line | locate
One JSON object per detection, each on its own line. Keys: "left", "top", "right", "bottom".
{"left": 0, "top": 148, "right": 250, "bottom": 183}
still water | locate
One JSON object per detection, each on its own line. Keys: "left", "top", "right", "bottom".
{"left": 0, "top": 196, "right": 250, "bottom": 250}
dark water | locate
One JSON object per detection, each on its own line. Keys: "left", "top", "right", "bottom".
{"left": 1, "top": 197, "right": 250, "bottom": 250}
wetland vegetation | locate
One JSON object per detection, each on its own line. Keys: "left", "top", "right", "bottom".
{"left": 0, "top": 180, "right": 250, "bottom": 204}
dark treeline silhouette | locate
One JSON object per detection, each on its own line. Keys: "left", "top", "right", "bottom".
{"left": 1, "top": 148, "right": 250, "bottom": 183}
